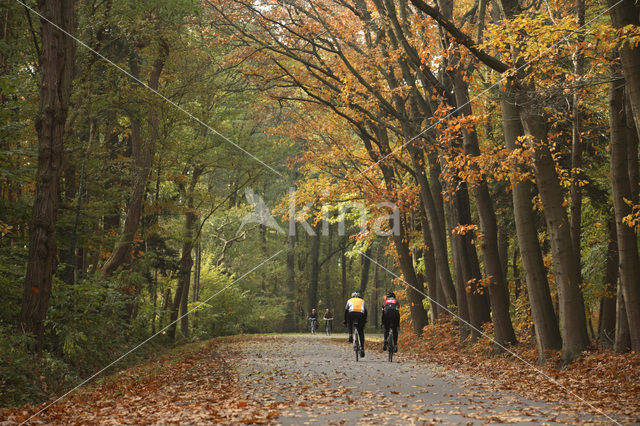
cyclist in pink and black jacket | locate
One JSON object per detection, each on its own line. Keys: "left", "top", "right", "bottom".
{"left": 382, "top": 291, "right": 400, "bottom": 352}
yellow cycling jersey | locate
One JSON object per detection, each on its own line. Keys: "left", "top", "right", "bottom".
{"left": 346, "top": 297, "right": 366, "bottom": 313}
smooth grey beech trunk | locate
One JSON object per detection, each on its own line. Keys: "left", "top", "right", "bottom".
{"left": 518, "top": 100, "right": 590, "bottom": 362}
{"left": 492, "top": 0, "right": 588, "bottom": 363}
{"left": 429, "top": 151, "right": 491, "bottom": 339}
{"left": 407, "top": 144, "right": 457, "bottom": 306}
{"left": 598, "top": 220, "right": 618, "bottom": 349}
{"left": 451, "top": 72, "right": 517, "bottom": 347}
{"left": 500, "top": 86, "right": 562, "bottom": 356}
{"left": 609, "top": 0, "right": 640, "bottom": 143}
{"left": 420, "top": 213, "right": 440, "bottom": 322}
{"left": 608, "top": 67, "right": 640, "bottom": 350}
{"left": 371, "top": 126, "right": 429, "bottom": 334}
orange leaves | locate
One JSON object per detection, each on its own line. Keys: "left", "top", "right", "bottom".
{"left": 451, "top": 223, "right": 477, "bottom": 236}
{"left": 622, "top": 198, "right": 640, "bottom": 230}
{"left": 0, "top": 340, "right": 270, "bottom": 424}
{"left": 405, "top": 319, "right": 640, "bottom": 421}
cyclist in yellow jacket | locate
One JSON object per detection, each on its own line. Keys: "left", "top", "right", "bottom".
{"left": 344, "top": 292, "right": 367, "bottom": 357}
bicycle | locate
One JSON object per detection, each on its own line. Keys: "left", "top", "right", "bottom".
{"left": 352, "top": 321, "right": 361, "bottom": 361}
{"left": 309, "top": 317, "right": 318, "bottom": 335}
{"left": 387, "top": 329, "right": 395, "bottom": 362}
{"left": 324, "top": 318, "right": 333, "bottom": 336}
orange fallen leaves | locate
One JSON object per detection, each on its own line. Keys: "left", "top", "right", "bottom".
{"left": 400, "top": 318, "right": 640, "bottom": 421}
{"left": 0, "top": 338, "right": 277, "bottom": 425}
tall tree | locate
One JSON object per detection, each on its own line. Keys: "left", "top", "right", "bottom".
{"left": 20, "top": 0, "right": 76, "bottom": 349}
{"left": 609, "top": 63, "right": 640, "bottom": 350}
{"left": 500, "top": 86, "right": 562, "bottom": 355}
{"left": 168, "top": 164, "right": 203, "bottom": 340}
{"left": 101, "top": 39, "right": 169, "bottom": 278}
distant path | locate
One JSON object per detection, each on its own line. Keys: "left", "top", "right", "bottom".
{"left": 233, "top": 334, "right": 611, "bottom": 424}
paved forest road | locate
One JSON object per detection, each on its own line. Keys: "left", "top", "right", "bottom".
{"left": 231, "top": 334, "right": 615, "bottom": 425}
{"left": 3, "top": 334, "right": 626, "bottom": 425}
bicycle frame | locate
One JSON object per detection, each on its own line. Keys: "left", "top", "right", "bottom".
{"left": 309, "top": 318, "right": 318, "bottom": 334}
{"left": 324, "top": 318, "right": 333, "bottom": 335}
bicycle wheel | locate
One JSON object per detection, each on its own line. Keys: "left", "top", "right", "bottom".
{"left": 387, "top": 330, "right": 394, "bottom": 362}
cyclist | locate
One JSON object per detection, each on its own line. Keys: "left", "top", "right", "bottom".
{"left": 323, "top": 308, "right": 334, "bottom": 333}
{"left": 382, "top": 291, "right": 400, "bottom": 352}
{"left": 344, "top": 292, "right": 367, "bottom": 357}
{"left": 308, "top": 308, "right": 318, "bottom": 333}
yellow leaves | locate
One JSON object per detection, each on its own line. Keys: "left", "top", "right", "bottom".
{"left": 622, "top": 198, "right": 640, "bottom": 230}
{"left": 0, "top": 221, "right": 12, "bottom": 238}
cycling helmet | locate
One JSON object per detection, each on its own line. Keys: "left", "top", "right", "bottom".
{"left": 387, "top": 291, "right": 396, "bottom": 298}
{"left": 351, "top": 291, "right": 361, "bottom": 298}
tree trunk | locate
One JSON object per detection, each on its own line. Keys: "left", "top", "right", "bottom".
{"left": 373, "top": 245, "right": 381, "bottom": 328}
{"left": 20, "top": 0, "right": 76, "bottom": 349}
{"left": 626, "top": 93, "right": 639, "bottom": 205}
{"left": 191, "top": 240, "right": 201, "bottom": 330}
{"left": 341, "top": 238, "right": 347, "bottom": 302}
{"left": 493, "top": 0, "right": 588, "bottom": 362}
{"left": 61, "top": 119, "right": 94, "bottom": 284}
{"left": 425, "top": 152, "right": 456, "bottom": 321}
{"left": 609, "top": 67, "right": 640, "bottom": 350}
{"left": 168, "top": 165, "right": 203, "bottom": 340}
{"left": 500, "top": 86, "right": 562, "bottom": 355}
{"left": 285, "top": 227, "right": 296, "bottom": 331}
{"left": 615, "top": 282, "right": 631, "bottom": 352}
{"left": 359, "top": 245, "right": 372, "bottom": 295}
{"left": 323, "top": 223, "right": 334, "bottom": 312}
{"left": 151, "top": 269, "right": 158, "bottom": 334}
{"left": 598, "top": 220, "right": 618, "bottom": 348}
{"left": 407, "top": 144, "right": 456, "bottom": 305}
{"left": 308, "top": 222, "right": 320, "bottom": 310}
{"left": 420, "top": 213, "right": 440, "bottom": 322}
{"left": 569, "top": 0, "right": 585, "bottom": 285}
{"left": 436, "top": 151, "right": 491, "bottom": 338}
{"left": 498, "top": 224, "right": 509, "bottom": 289}
{"left": 101, "top": 40, "right": 169, "bottom": 278}
{"left": 452, "top": 73, "right": 517, "bottom": 347}
{"left": 160, "top": 288, "right": 171, "bottom": 329}
{"left": 372, "top": 127, "right": 429, "bottom": 334}
{"left": 519, "top": 104, "right": 589, "bottom": 362}
{"left": 391, "top": 226, "right": 429, "bottom": 334}
{"left": 259, "top": 224, "right": 267, "bottom": 293}
{"left": 609, "top": 0, "right": 640, "bottom": 142}
{"left": 193, "top": 241, "right": 200, "bottom": 302}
